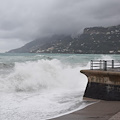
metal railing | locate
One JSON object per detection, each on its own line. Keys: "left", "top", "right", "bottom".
{"left": 90, "top": 60, "right": 120, "bottom": 71}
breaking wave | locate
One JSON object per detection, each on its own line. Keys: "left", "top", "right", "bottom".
{"left": 0, "top": 59, "right": 87, "bottom": 93}
{"left": 0, "top": 54, "right": 116, "bottom": 120}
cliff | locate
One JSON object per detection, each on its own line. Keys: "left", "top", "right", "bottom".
{"left": 8, "top": 25, "right": 120, "bottom": 54}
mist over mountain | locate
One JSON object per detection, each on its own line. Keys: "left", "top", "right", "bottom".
{"left": 0, "top": 0, "right": 120, "bottom": 52}
{"left": 8, "top": 24, "right": 120, "bottom": 54}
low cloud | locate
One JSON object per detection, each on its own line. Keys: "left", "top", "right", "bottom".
{"left": 0, "top": 0, "right": 120, "bottom": 52}
{"left": 0, "top": 39, "right": 25, "bottom": 52}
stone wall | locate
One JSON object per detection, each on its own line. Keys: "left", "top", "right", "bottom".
{"left": 81, "top": 70, "right": 120, "bottom": 101}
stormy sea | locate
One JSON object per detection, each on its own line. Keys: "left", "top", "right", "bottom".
{"left": 0, "top": 53, "right": 119, "bottom": 120}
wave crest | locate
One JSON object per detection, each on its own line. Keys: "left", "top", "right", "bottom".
{"left": 0, "top": 59, "right": 87, "bottom": 92}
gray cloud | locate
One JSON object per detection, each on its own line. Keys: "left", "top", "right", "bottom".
{"left": 0, "top": 0, "right": 120, "bottom": 52}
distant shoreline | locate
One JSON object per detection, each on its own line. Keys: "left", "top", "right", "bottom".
{"left": 5, "top": 52, "right": 120, "bottom": 55}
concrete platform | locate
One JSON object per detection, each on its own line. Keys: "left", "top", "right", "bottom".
{"left": 81, "top": 70, "right": 120, "bottom": 100}
{"left": 50, "top": 100, "right": 120, "bottom": 120}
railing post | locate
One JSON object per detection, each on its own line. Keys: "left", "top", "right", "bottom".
{"left": 112, "top": 60, "right": 114, "bottom": 69}
{"left": 103, "top": 61, "right": 107, "bottom": 71}
{"left": 91, "top": 60, "right": 93, "bottom": 70}
{"left": 100, "top": 60, "right": 102, "bottom": 70}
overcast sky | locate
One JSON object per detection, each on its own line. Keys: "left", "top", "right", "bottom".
{"left": 0, "top": 0, "right": 120, "bottom": 52}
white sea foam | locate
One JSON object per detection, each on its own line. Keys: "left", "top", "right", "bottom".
{"left": 0, "top": 58, "right": 88, "bottom": 120}
{"left": 0, "top": 59, "right": 87, "bottom": 92}
{"left": 97, "top": 55, "right": 114, "bottom": 60}
{"left": 0, "top": 54, "right": 116, "bottom": 120}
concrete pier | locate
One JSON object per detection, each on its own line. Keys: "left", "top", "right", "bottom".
{"left": 81, "top": 70, "right": 120, "bottom": 101}
{"left": 51, "top": 100, "right": 120, "bottom": 120}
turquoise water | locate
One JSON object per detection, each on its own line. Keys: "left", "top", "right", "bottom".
{"left": 0, "top": 53, "right": 119, "bottom": 120}
{"left": 1, "top": 53, "right": 119, "bottom": 64}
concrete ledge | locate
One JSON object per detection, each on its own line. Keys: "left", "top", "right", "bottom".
{"left": 80, "top": 70, "right": 120, "bottom": 100}
{"left": 81, "top": 70, "right": 120, "bottom": 77}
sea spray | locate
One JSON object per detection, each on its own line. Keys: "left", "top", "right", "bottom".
{"left": 0, "top": 53, "right": 118, "bottom": 120}
{"left": 0, "top": 59, "right": 87, "bottom": 92}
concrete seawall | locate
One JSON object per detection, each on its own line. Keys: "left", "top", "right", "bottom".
{"left": 80, "top": 70, "right": 120, "bottom": 101}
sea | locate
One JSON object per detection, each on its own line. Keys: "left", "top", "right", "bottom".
{"left": 0, "top": 53, "right": 119, "bottom": 120}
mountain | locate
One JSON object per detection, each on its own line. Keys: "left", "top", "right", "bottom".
{"left": 8, "top": 25, "right": 120, "bottom": 54}
{"left": 8, "top": 35, "right": 74, "bottom": 53}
